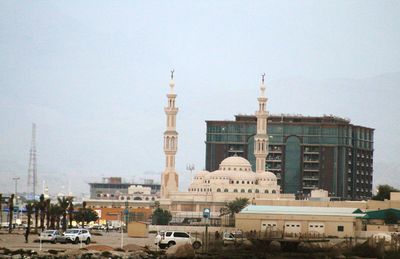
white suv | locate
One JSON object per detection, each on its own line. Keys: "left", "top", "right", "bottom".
{"left": 155, "top": 231, "right": 202, "bottom": 249}
{"left": 60, "top": 228, "right": 91, "bottom": 244}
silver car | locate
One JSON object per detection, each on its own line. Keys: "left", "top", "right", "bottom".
{"left": 58, "top": 228, "right": 91, "bottom": 244}
{"left": 39, "top": 230, "right": 62, "bottom": 244}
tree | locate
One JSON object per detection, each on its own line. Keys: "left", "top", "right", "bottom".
{"left": 25, "top": 202, "right": 33, "bottom": 243}
{"left": 74, "top": 208, "right": 99, "bottom": 227}
{"left": 33, "top": 201, "right": 39, "bottom": 233}
{"left": 39, "top": 194, "right": 46, "bottom": 231}
{"left": 151, "top": 207, "right": 172, "bottom": 225}
{"left": 372, "top": 185, "right": 400, "bottom": 201}
{"left": 58, "top": 197, "right": 69, "bottom": 231}
{"left": 8, "top": 194, "right": 14, "bottom": 233}
{"left": 0, "top": 193, "right": 2, "bottom": 225}
{"left": 45, "top": 199, "right": 51, "bottom": 229}
{"left": 220, "top": 197, "right": 249, "bottom": 216}
{"left": 67, "top": 197, "right": 74, "bottom": 229}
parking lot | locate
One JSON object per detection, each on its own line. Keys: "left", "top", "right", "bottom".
{"left": 0, "top": 229, "right": 157, "bottom": 251}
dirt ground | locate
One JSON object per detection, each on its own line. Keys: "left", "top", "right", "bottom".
{"left": 0, "top": 229, "right": 157, "bottom": 251}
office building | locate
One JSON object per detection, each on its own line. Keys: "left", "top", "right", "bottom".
{"left": 205, "top": 115, "right": 374, "bottom": 200}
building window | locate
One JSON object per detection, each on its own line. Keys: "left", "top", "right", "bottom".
{"left": 234, "top": 189, "right": 238, "bottom": 193}
{"left": 337, "top": 226, "right": 344, "bottom": 232}
{"left": 255, "top": 189, "right": 259, "bottom": 193}
{"left": 217, "top": 188, "right": 221, "bottom": 192}
{"left": 265, "top": 190, "right": 269, "bottom": 193}
{"left": 272, "top": 190, "right": 276, "bottom": 194}
{"left": 224, "top": 189, "right": 228, "bottom": 192}
{"left": 241, "top": 189, "right": 245, "bottom": 193}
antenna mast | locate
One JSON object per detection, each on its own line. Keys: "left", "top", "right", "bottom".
{"left": 27, "top": 123, "right": 37, "bottom": 198}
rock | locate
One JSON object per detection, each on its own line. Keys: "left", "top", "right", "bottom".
{"left": 85, "top": 245, "right": 114, "bottom": 251}
{"left": 64, "top": 249, "right": 83, "bottom": 257}
{"left": 123, "top": 244, "right": 144, "bottom": 252}
{"left": 11, "top": 255, "right": 21, "bottom": 259}
{"left": 165, "top": 243, "right": 195, "bottom": 259}
{"left": 269, "top": 240, "right": 281, "bottom": 252}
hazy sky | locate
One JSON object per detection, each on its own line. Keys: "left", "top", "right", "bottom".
{"left": 1, "top": 1, "right": 399, "bottom": 196}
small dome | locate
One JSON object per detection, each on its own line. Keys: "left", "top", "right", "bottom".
{"left": 256, "top": 171, "right": 277, "bottom": 180}
{"left": 193, "top": 170, "right": 209, "bottom": 182}
{"left": 219, "top": 155, "right": 252, "bottom": 171}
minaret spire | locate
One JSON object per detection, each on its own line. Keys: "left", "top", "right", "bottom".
{"left": 254, "top": 73, "right": 269, "bottom": 173}
{"left": 161, "top": 71, "right": 179, "bottom": 198}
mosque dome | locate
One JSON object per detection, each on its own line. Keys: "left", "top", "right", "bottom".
{"left": 256, "top": 171, "right": 278, "bottom": 186}
{"left": 219, "top": 155, "right": 252, "bottom": 172}
{"left": 192, "top": 170, "right": 209, "bottom": 183}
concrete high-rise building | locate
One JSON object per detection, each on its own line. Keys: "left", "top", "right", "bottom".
{"left": 205, "top": 115, "right": 374, "bottom": 200}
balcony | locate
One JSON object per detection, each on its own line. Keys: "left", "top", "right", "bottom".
{"left": 303, "top": 185, "right": 318, "bottom": 189}
{"left": 303, "top": 176, "right": 319, "bottom": 180}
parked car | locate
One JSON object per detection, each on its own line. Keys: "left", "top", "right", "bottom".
{"left": 154, "top": 231, "right": 202, "bottom": 249}
{"left": 39, "top": 230, "right": 62, "bottom": 244}
{"left": 372, "top": 233, "right": 392, "bottom": 243}
{"left": 223, "top": 231, "right": 247, "bottom": 246}
{"left": 57, "top": 228, "right": 91, "bottom": 244}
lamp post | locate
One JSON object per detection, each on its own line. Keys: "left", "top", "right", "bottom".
{"left": 186, "top": 164, "right": 195, "bottom": 184}
{"left": 12, "top": 177, "right": 20, "bottom": 201}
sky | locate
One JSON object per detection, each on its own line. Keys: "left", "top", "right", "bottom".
{"left": 0, "top": 1, "right": 399, "bottom": 196}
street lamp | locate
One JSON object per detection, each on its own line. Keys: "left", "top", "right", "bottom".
{"left": 12, "top": 177, "right": 20, "bottom": 203}
{"left": 186, "top": 164, "right": 195, "bottom": 184}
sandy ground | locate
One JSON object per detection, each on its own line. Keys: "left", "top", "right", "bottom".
{"left": 0, "top": 229, "right": 157, "bottom": 251}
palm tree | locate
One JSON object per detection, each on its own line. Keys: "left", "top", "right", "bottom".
{"left": 39, "top": 194, "right": 46, "bottom": 230}
{"left": 33, "top": 201, "right": 39, "bottom": 233}
{"left": 25, "top": 202, "right": 33, "bottom": 243}
{"left": 0, "top": 193, "right": 2, "bottom": 225}
{"left": 57, "top": 197, "right": 69, "bottom": 231}
{"left": 67, "top": 197, "right": 74, "bottom": 229}
{"left": 81, "top": 201, "right": 87, "bottom": 228}
{"left": 8, "top": 194, "right": 14, "bottom": 233}
{"left": 45, "top": 199, "right": 51, "bottom": 229}
{"left": 220, "top": 197, "right": 249, "bottom": 227}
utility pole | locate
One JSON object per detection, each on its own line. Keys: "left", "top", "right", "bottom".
{"left": 27, "top": 123, "right": 37, "bottom": 199}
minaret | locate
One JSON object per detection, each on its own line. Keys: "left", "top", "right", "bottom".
{"left": 254, "top": 73, "right": 269, "bottom": 173}
{"left": 161, "top": 70, "right": 179, "bottom": 198}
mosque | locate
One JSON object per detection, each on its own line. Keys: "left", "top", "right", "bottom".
{"left": 159, "top": 73, "right": 293, "bottom": 218}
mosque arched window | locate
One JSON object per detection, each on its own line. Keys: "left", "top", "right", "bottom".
{"left": 247, "top": 181, "right": 250, "bottom": 184}
{"left": 248, "top": 189, "right": 252, "bottom": 193}
{"left": 242, "top": 181, "right": 245, "bottom": 184}
{"left": 234, "top": 189, "right": 238, "bottom": 193}
{"left": 239, "top": 168, "right": 242, "bottom": 171}
{"left": 236, "top": 181, "right": 239, "bottom": 184}
{"left": 224, "top": 189, "right": 228, "bottom": 192}
{"left": 151, "top": 197, "right": 155, "bottom": 201}
{"left": 272, "top": 190, "right": 276, "bottom": 194}
{"left": 241, "top": 189, "right": 245, "bottom": 193}
{"left": 255, "top": 189, "right": 259, "bottom": 193}
{"left": 217, "top": 188, "right": 221, "bottom": 192}
{"left": 265, "top": 190, "right": 269, "bottom": 194}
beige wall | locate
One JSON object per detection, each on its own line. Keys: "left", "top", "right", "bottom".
{"left": 128, "top": 222, "right": 148, "bottom": 237}
{"left": 390, "top": 192, "right": 400, "bottom": 201}
{"left": 255, "top": 198, "right": 400, "bottom": 211}
{"left": 236, "top": 213, "right": 359, "bottom": 238}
